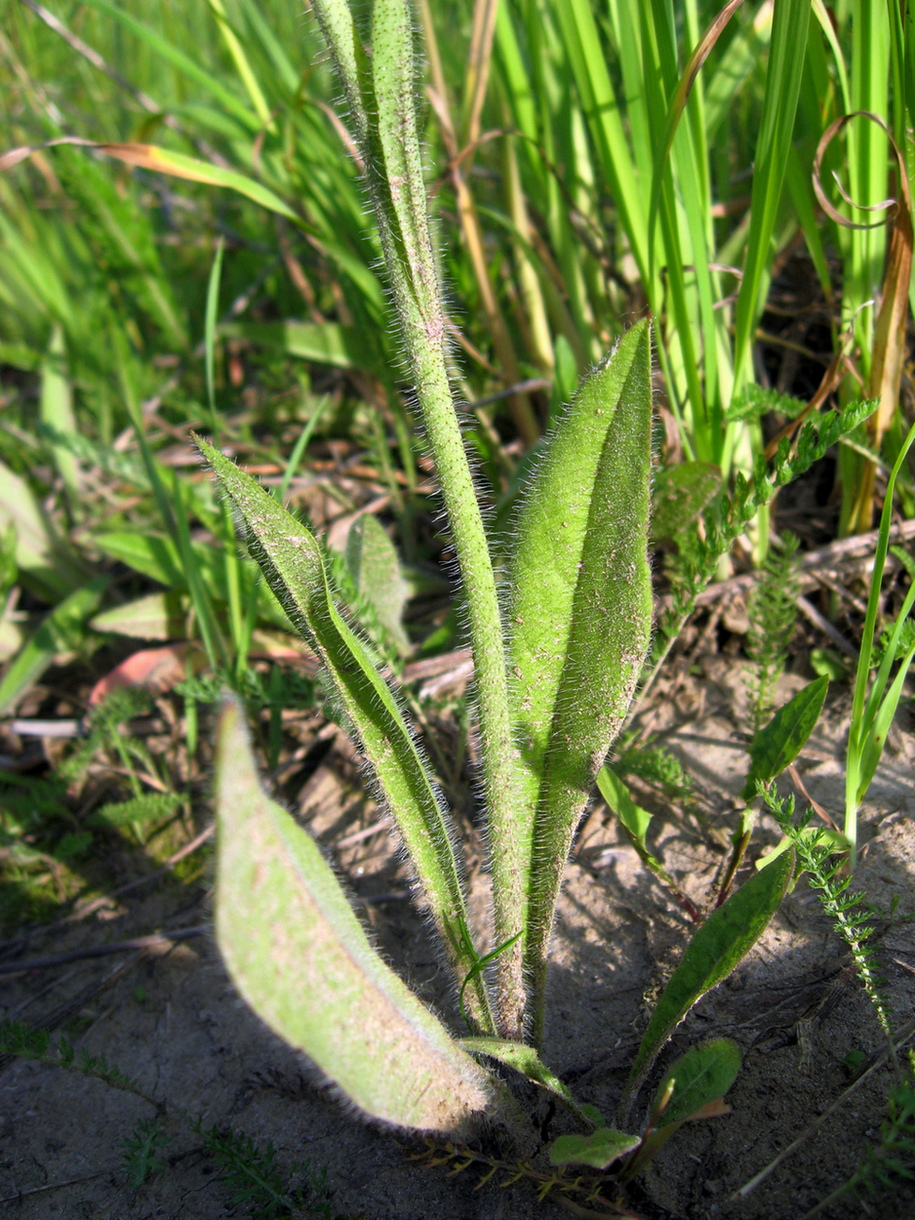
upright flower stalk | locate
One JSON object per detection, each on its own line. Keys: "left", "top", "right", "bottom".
{"left": 310, "top": 0, "right": 526, "bottom": 1034}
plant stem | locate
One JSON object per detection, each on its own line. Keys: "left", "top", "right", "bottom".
{"left": 311, "top": 0, "right": 525, "bottom": 1037}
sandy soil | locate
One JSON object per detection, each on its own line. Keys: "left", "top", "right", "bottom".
{"left": 1, "top": 660, "right": 913, "bottom": 1220}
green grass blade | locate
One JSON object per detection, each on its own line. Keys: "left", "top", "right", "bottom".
{"left": 114, "top": 331, "right": 225, "bottom": 669}
{"left": 205, "top": 0, "right": 274, "bottom": 131}
{"left": 39, "top": 325, "right": 81, "bottom": 511}
{"left": 204, "top": 237, "right": 224, "bottom": 434}
{"left": 0, "top": 578, "right": 108, "bottom": 716}
{"left": 551, "top": 0, "right": 648, "bottom": 284}
{"left": 197, "top": 438, "right": 495, "bottom": 1034}
{"left": 731, "top": 0, "right": 811, "bottom": 391}
{"left": 214, "top": 699, "right": 493, "bottom": 1132}
{"left": 845, "top": 419, "right": 915, "bottom": 862}
{"left": 235, "top": 0, "right": 299, "bottom": 94}
{"left": 0, "top": 459, "right": 86, "bottom": 601}
{"left": 277, "top": 397, "right": 329, "bottom": 505}
{"left": 78, "top": 0, "right": 261, "bottom": 132}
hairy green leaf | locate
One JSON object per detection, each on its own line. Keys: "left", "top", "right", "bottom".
{"left": 654, "top": 1038, "right": 741, "bottom": 1127}
{"left": 549, "top": 1127, "right": 641, "bottom": 1170}
{"left": 462, "top": 1037, "right": 595, "bottom": 1127}
{"left": 623, "top": 847, "right": 793, "bottom": 1111}
{"left": 505, "top": 320, "right": 653, "bottom": 1036}
{"left": 742, "top": 676, "right": 828, "bottom": 799}
{"left": 197, "top": 437, "right": 493, "bottom": 1032}
{"left": 213, "top": 699, "right": 492, "bottom": 1131}
{"left": 345, "top": 515, "right": 411, "bottom": 655}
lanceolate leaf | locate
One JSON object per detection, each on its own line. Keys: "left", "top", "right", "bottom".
{"left": 622, "top": 847, "right": 794, "bottom": 1113}
{"left": 345, "top": 514, "right": 411, "bottom": 655}
{"left": 214, "top": 700, "right": 492, "bottom": 1131}
{"left": 505, "top": 320, "right": 653, "bottom": 1037}
{"left": 196, "top": 437, "right": 494, "bottom": 1034}
{"left": 742, "top": 676, "right": 828, "bottom": 799}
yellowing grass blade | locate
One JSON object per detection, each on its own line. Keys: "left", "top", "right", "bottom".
{"left": 0, "top": 140, "right": 300, "bottom": 223}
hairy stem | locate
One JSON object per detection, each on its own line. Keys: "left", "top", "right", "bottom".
{"left": 311, "top": 0, "right": 525, "bottom": 1036}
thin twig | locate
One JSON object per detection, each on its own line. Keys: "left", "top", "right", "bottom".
{"left": 794, "top": 595, "right": 858, "bottom": 659}
{"left": 0, "top": 925, "right": 208, "bottom": 977}
{"left": 692, "top": 518, "right": 915, "bottom": 609}
{"left": 0, "top": 1168, "right": 111, "bottom": 1205}
{"left": 734, "top": 1015, "right": 915, "bottom": 1199}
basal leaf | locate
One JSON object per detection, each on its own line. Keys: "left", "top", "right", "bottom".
{"left": 623, "top": 847, "right": 793, "bottom": 1109}
{"left": 197, "top": 437, "right": 493, "bottom": 1032}
{"left": 462, "top": 1037, "right": 595, "bottom": 1127}
{"left": 653, "top": 1038, "right": 741, "bottom": 1127}
{"left": 619, "top": 1038, "right": 742, "bottom": 1181}
{"left": 742, "top": 676, "right": 828, "bottom": 798}
{"left": 548, "top": 1127, "right": 641, "bottom": 1170}
{"left": 214, "top": 700, "right": 492, "bottom": 1131}
{"left": 505, "top": 320, "right": 654, "bottom": 1035}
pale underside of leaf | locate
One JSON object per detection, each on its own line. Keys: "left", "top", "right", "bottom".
{"left": 214, "top": 699, "right": 491, "bottom": 1131}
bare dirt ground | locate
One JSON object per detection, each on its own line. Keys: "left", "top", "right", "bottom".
{"left": 1, "top": 658, "right": 913, "bottom": 1220}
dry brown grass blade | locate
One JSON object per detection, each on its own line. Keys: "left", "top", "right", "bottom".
{"left": 668, "top": 0, "right": 749, "bottom": 149}
{"left": 647, "top": 0, "right": 748, "bottom": 246}
{"left": 463, "top": 0, "right": 499, "bottom": 150}
{"left": 763, "top": 329, "right": 852, "bottom": 460}
{"left": 813, "top": 111, "right": 914, "bottom": 532}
